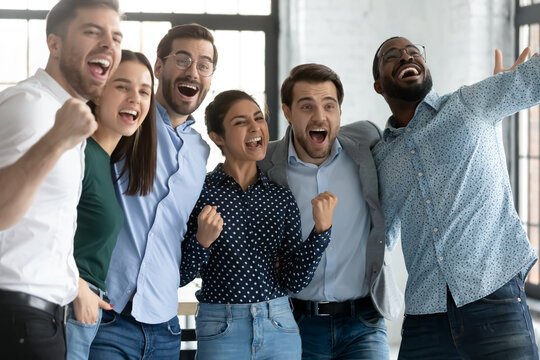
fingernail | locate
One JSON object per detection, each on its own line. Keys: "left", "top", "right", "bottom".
{"left": 110, "top": 304, "right": 114, "bottom": 308}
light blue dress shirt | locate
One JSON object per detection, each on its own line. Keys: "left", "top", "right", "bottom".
{"left": 287, "top": 138, "right": 371, "bottom": 301}
{"left": 373, "top": 56, "right": 540, "bottom": 315}
{"left": 107, "top": 102, "right": 210, "bottom": 324}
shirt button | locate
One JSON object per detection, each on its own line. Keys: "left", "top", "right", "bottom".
{"left": 439, "top": 256, "right": 444, "bottom": 261}
{"left": 127, "top": 289, "right": 131, "bottom": 294}
{"left": 150, "top": 232, "right": 154, "bottom": 237}
{"left": 418, "top": 172, "right": 423, "bottom": 177}
{"left": 426, "top": 199, "right": 431, "bottom": 204}
{"left": 406, "top": 128, "right": 411, "bottom": 132}
{"left": 410, "top": 150, "right": 416, "bottom": 154}
{"left": 433, "top": 228, "right": 439, "bottom": 232}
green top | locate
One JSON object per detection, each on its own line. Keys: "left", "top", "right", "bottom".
{"left": 74, "top": 137, "right": 124, "bottom": 291}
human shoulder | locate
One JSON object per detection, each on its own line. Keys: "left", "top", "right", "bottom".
{"left": 339, "top": 120, "right": 383, "bottom": 145}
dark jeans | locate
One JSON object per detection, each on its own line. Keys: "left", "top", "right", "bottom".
{"left": 89, "top": 310, "right": 181, "bottom": 360}
{"left": 399, "top": 275, "right": 538, "bottom": 360}
{"left": 0, "top": 303, "right": 66, "bottom": 360}
{"left": 293, "top": 301, "right": 389, "bottom": 359}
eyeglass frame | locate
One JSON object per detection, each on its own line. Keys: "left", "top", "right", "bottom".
{"left": 163, "top": 51, "right": 216, "bottom": 77}
{"left": 380, "top": 44, "right": 426, "bottom": 63}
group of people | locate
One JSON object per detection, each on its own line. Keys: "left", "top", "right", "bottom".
{"left": 0, "top": 0, "right": 539, "bottom": 359}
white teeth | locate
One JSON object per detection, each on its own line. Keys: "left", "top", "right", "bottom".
{"left": 179, "top": 84, "right": 197, "bottom": 90}
{"left": 246, "top": 137, "right": 262, "bottom": 143}
{"left": 311, "top": 128, "right": 326, "bottom": 133}
{"left": 89, "top": 58, "right": 110, "bottom": 67}
{"left": 120, "top": 110, "right": 137, "bottom": 116}
{"left": 398, "top": 67, "right": 419, "bottom": 79}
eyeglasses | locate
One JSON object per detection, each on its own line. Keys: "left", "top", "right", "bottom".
{"left": 381, "top": 44, "right": 426, "bottom": 62}
{"left": 164, "top": 52, "right": 215, "bottom": 77}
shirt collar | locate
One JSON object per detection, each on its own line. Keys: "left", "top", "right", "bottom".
{"left": 35, "top": 68, "right": 73, "bottom": 104}
{"left": 156, "top": 101, "right": 196, "bottom": 131}
{"left": 287, "top": 133, "right": 342, "bottom": 167}
{"left": 382, "top": 89, "right": 440, "bottom": 141}
{"left": 208, "top": 163, "right": 270, "bottom": 189}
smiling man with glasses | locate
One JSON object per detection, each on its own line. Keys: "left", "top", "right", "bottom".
{"left": 372, "top": 36, "right": 539, "bottom": 359}
{"left": 90, "top": 23, "right": 217, "bottom": 359}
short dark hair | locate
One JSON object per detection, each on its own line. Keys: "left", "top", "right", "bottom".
{"left": 156, "top": 23, "right": 218, "bottom": 67}
{"left": 205, "top": 90, "right": 264, "bottom": 154}
{"left": 46, "top": 0, "right": 120, "bottom": 37}
{"left": 372, "top": 36, "right": 400, "bottom": 80}
{"left": 109, "top": 50, "right": 157, "bottom": 196}
{"left": 280, "top": 63, "right": 344, "bottom": 108}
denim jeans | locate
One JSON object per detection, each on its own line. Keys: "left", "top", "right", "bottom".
{"left": 195, "top": 296, "right": 301, "bottom": 360}
{"left": 398, "top": 274, "right": 538, "bottom": 360}
{"left": 89, "top": 310, "right": 181, "bottom": 360}
{"left": 65, "top": 283, "right": 105, "bottom": 360}
{"left": 293, "top": 300, "right": 389, "bottom": 359}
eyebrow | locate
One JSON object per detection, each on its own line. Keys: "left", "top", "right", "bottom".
{"left": 296, "top": 96, "right": 337, "bottom": 103}
{"left": 230, "top": 110, "right": 263, "bottom": 121}
{"left": 173, "top": 50, "right": 213, "bottom": 62}
{"left": 113, "top": 78, "right": 152, "bottom": 89}
{"left": 83, "top": 23, "right": 123, "bottom": 39}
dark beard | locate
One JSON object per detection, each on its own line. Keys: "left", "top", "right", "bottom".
{"left": 162, "top": 76, "right": 202, "bottom": 116}
{"left": 384, "top": 71, "right": 433, "bottom": 102}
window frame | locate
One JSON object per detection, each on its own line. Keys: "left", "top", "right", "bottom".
{"left": 514, "top": 1, "right": 540, "bottom": 298}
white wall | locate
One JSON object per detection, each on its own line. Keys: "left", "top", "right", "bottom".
{"left": 278, "top": 0, "right": 515, "bottom": 346}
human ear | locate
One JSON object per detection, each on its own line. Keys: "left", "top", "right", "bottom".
{"left": 373, "top": 80, "right": 383, "bottom": 95}
{"left": 209, "top": 131, "right": 225, "bottom": 147}
{"left": 47, "top": 33, "right": 62, "bottom": 60}
{"left": 282, "top": 104, "right": 292, "bottom": 124}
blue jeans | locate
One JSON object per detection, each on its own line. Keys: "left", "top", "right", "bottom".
{"left": 65, "top": 283, "right": 105, "bottom": 360}
{"left": 195, "top": 296, "right": 301, "bottom": 360}
{"left": 398, "top": 274, "right": 538, "bottom": 360}
{"left": 89, "top": 309, "right": 181, "bottom": 359}
{"left": 293, "top": 300, "right": 389, "bottom": 359}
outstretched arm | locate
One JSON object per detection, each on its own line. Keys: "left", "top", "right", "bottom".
{"left": 0, "top": 98, "right": 97, "bottom": 230}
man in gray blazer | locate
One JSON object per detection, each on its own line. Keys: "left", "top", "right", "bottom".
{"left": 258, "top": 63, "right": 402, "bottom": 359}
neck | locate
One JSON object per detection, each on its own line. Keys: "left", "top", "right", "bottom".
{"left": 156, "top": 95, "right": 189, "bottom": 129}
{"left": 44, "top": 59, "right": 86, "bottom": 101}
{"left": 91, "top": 126, "right": 122, "bottom": 155}
{"left": 222, "top": 160, "right": 258, "bottom": 191}
{"left": 385, "top": 97, "right": 421, "bottom": 128}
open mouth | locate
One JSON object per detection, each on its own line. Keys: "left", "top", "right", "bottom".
{"left": 309, "top": 129, "right": 328, "bottom": 145}
{"left": 245, "top": 136, "right": 263, "bottom": 148}
{"left": 397, "top": 65, "right": 421, "bottom": 80}
{"left": 88, "top": 58, "right": 111, "bottom": 78}
{"left": 119, "top": 109, "right": 139, "bottom": 123}
{"left": 177, "top": 83, "right": 199, "bottom": 97}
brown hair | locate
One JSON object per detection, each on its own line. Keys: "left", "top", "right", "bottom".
{"left": 280, "top": 63, "right": 344, "bottom": 108}
{"left": 156, "top": 23, "right": 218, "bottom": 67}
{"left": 46, "top": 0, "right": 120, "bottom": 37}
{"left": 109, "top": 50, "right": 157, "bottom": 196}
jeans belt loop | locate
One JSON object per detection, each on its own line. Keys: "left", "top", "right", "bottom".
{"left": 350, "top": 299, "right": 356, "bottom": 317}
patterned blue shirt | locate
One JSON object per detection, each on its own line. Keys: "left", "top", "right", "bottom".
{"left": 180, "top": 164, "right": 331, "bottom": 304}
{"left": 373, "top": 56, "right": 539, "bottom": 315}
{"left": 107, "top": 102, "right": 210, "bottom": 324}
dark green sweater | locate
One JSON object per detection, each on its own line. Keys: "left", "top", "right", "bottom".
{"left": 74, "top": 137, "right": 124, "bottom": 291}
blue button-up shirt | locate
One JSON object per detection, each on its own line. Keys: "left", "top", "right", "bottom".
{"left": 287, "top": 138, "right": 371, "bottom": 302}
{"left": 107, "top": 102, "right": 210, "bottom": 324}
{"left": 180, "top": 164, "right": 331, "bottom": 303}
{"left": 373, "top": 56, "right": 540, "bottom": 315}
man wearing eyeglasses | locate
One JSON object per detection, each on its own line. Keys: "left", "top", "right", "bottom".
{"left": 372, "top": 36, "right": 540, "bottom": 359}
{"left": 89, "top": 24, "right": 217, "bottom": 359}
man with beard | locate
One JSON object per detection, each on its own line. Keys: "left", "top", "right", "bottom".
{"left": 372, "top": 36, "right": 540, "bottom": 359}
{"left": 89, "top": 24, "right": 216, "bottom": 359}
{"left": 258, "top": 63, "right": 403, "bottom": 359}
{"left": 0, "top": 0, "right": 122, "bottom": 358}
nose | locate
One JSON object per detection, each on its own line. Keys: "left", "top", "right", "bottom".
{"left": 399, "top": 48, "right": 413, "bottom": 62}
{"left": 313, "top": 105, "right": 325, "bottom": 120}
{"left": 99, "top": 33, "right": 115, "bottom": 50}
{"left": 128, "top": 90, "right": 141, "bottom": 104}
{"left": 184, "top": 61, "right": 199, "bottom": 79}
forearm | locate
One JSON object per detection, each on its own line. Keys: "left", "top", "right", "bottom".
{"left": 0, "top": 129, "right": 69, "bottom": 230}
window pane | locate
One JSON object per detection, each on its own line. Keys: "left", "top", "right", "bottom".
{"left": 28, "top": 0, "right": 58, "bottom": 10}
{"left": 0, "top": 1, "right": 28, "bottom": 9}
{"left": 28, "top": 20, "right": 48, "bottom": 76}
{"left": 239, "top": 0, "right": 271, "bottom": 15}
{"left": 0, "top": 20, "right": 28, "bottom": 83}
{"left": 205, "top": 0, "right": 239, "bottom": 15}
